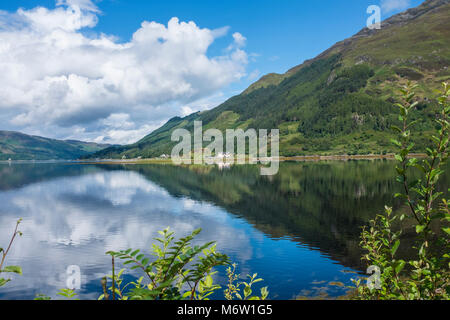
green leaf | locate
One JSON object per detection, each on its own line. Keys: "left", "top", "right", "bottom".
{"left": 1, "top": 266, "right": 22, "bottom": 275}
{"left": 260, "top": 287, "right": 269, "bottom": 300}
{"left": 416, "top": 225, "right": 426, "bottom": 234}
{"left": 244, "top": 286, "right": 252, "bottom": 298}
{"left": 391, "top": 139, "right": 402, "bottom": 147}
{"left": 391, "top": 240, "right": 400, "bottom": 256}
{"left": 204, "top": 275, "right": 213, "bottom": 288}
{"left": 0, "top": 278, "right": 11, "bottom": 287}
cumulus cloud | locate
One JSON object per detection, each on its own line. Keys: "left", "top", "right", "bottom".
{"left": 0, "top": 0, "right": 248, "bottom": 144}
{"left": 226, "top": 32, "right": 247, "bottom": 52}
{"left": 381, "top": 0, "right": 411, "bottom": 13}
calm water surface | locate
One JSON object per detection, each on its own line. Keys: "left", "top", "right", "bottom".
{"left": 1, "top": 161, "right": 445, "bottom": 299}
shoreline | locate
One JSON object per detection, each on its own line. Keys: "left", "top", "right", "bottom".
{"left": 1, "top": 153, "right": 428, "bottom": 164}
{"left": 73, "top": 153, "right": 427, "bottom": 165}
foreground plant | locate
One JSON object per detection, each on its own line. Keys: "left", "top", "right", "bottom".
{"left": 354, "top": 82, "right": 450, "bottom": 300}
{"left": 30, "top": 227, "right": 267, "bottom": 300}
{"left": 34, "top": 288, "right": 79, "bottom": 300}
{"left": 100, "top": 228, "right": 268, "bottom": 300}
{"left": 0, "top": 219, "right": 23, "bottom": 288}
{"left": 224, "top": 263, "right": 269, "bottom": 300}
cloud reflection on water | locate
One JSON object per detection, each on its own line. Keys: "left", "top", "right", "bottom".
{"left": 0, "top": 169, "right": 255, "bottom": 299}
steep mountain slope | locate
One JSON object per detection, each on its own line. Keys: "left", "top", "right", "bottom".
{"left": 88, "top": 0, "right": 450, "bottom": 159}
{"left": 0, "top": 131, "right": 110, "bottom": 160}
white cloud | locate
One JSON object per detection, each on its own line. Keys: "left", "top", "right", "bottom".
{"left": 93, "top": 113, "right": 158, "bottom": 144}
{"left": 381, "top": 0, "right": 411, "bottom": 13}
{"left": 232, "top": 32, "right": 247, "bottom": 47}
{"left": 226, "top": 32, "right": 247, "bottom": 52}
{"left": 0, "top": 1, "right": 248, "bottom": 144}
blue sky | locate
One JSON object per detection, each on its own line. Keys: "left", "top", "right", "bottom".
{"left": 0, "top": 0, "right": 423, "bottom": 143}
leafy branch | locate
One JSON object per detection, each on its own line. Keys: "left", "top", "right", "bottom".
{"left": 0, "top": 219, "right": 23, "bottom": 288}
{"left": 104, "top": 228, "right": 231, "bottom": 300}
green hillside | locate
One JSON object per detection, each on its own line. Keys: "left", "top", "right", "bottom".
{"left": 87, "top": 0, "right": 450, "bottom": 159}
{"left": 0, "top": 131, "right": 110, "bottom": 160}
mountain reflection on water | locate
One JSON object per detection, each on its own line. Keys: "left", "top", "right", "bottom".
{"left": 0, "top": 161, "right": 447, "bottom": 299}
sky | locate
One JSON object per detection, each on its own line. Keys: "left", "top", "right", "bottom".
{"left": 0, "top": 0, "right": 424, "bottom": 144}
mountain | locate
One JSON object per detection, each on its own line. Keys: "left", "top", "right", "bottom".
{"left": 0, "top": 131, "right": 110, "bottom": 160}
{"left": 87, "top": 0, "right": 450, "bottom": 159}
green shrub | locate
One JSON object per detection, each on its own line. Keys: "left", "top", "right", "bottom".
{"left": 354, "top": 82, "right": 450, "bottom": 300}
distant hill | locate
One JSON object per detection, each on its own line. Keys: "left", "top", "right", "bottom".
{"left": 0, "top": 131, "right": 110, "bottom": 160}
{"left": 87, "top": 0, "right": 450, "bottom": 159}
